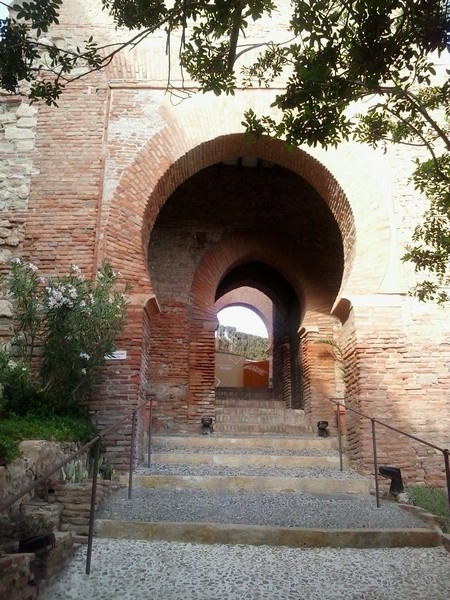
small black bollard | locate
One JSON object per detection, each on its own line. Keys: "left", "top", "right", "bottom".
{"left": 201, "top": 417, "right": 213, "bottom": 435}
{"left": 317, "top": 420, "right": 329, "bottom": 438}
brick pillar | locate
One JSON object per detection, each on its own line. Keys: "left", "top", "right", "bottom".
{"left": 341, "top": 300, "right": 450, "bottom": 484}
{"left": 272, "top": 306, "right": 289, "bottom": 401}
{"left": 300, "top": 326, "right": 336, "bottom": 431}
{"left": 90, "top": 299, "right": 153, "bottom": 470}
{"left": 281, "top": 342, "right": 292, "bottom": 408}
{"left": 188, "top": 318, "right": 217, "bottom": 431}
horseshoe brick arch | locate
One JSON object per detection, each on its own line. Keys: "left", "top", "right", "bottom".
{"left": 186, "top": 231, "right": 317, "bottom": 426}
{"left": 96, "top": 95, "right": 394, "bottom": 449}
{"left": 101, "top": 97, "right": 393, "bottom": 300}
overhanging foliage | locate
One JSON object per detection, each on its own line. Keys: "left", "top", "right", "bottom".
{"left": 1, "top": 1, "right": 450, "bottom": 300}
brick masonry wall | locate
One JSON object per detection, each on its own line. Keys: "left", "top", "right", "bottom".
{"left": 342, "top": 301, "right": 450, "bottom": 485}
{"left": 1, "top": 0, "right": 449, "bottom": 484}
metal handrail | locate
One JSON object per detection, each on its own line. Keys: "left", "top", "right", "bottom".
{"left": 0, "top": 395, "right": 154, "bottom": 574}
{"left": 330, "top": 398, "right": 450, "bottom": 509}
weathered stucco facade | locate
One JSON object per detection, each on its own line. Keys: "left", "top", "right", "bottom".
{"left": 1, "top": 1, "right": 449, "bottom": 484}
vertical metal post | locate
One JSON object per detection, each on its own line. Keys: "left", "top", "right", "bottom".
{"left": 337, "top": 403, "right": 343, "bottom": 472}
{"left": 128, "top": 410, "right": 137, "bottom": 500}
{"left": 86, "top": 438, "right": 100, "bottom": 575}
{"left": 443, "top": 449, "right": 450, "bottom": 510}
{"left": 147, "top": 397, "right": 152, "bottom": 468}
{"left": 371, "top": 419, "right": 380, "bottom": 508}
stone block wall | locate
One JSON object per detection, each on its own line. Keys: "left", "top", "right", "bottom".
{"left": 53, "top": 480, "right": 113, "bottom": 536}
{"left": 0, "top": 532, "right": 74, "bottom": 600}
{"left": 0, "top": 552, "right": 36, "bottom": 600}
{"left": 0, "top": 97, "right": 34, "bottom": 339}
{"left": 0, "top": 441, "right": 73, "bottom": 512}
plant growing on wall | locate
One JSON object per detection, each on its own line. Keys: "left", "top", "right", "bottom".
{"left": 0, "top": 259, "right": 128, "bottom": 416}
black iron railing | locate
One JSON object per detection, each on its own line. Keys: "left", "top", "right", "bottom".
{"left": 330, "top": 398, "right": 450, "bottom": 509}
{"left": 0, "top": 396, "right": 154, "bottom": 574}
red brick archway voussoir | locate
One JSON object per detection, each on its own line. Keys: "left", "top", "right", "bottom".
{"left": 102, "top": 131, "right": 356, "bottom": 299}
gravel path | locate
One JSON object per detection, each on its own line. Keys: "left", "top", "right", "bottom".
{"left": 43, "top": 437, "right": 450, "bottom": 600}
{"left": 151, "top": 443, "right": 338, "bottom": 457}
{"left": 43, "top": 540, "right": 450, "bottom": 600}
{"left": 135, "top": 464, "right": 365, "bottom": 479}
{"left": 97, "top": 488, "right": 425, "bottom": 529}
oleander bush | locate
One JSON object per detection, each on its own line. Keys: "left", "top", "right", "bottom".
{"left": 0, "top": 259, "right": 128, "bottom": 464}
{"left": 0, "top": 259, "right": 128, "bottom": 417}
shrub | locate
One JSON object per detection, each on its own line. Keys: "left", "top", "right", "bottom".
{"left": 0, "top": 414, "right": 97, "bottom": 465}
{"left": 0, "top": 260, "right": 128, "bottom": 416}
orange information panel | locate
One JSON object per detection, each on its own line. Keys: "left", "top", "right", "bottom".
{"left": 243, "top": 360, "right": 269, "bottom": 388}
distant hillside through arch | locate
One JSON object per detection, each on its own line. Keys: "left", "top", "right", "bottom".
{"left": 217, "top": 306, "right": 268, "bottom": 338}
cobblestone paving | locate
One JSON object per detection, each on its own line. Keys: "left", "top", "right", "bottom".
{"left": 43, "top": 539, "right": 450, "bottom": 600}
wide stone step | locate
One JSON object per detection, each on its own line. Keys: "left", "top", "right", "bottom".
{"left": 95, "top": 487, "right": 439, "bottom": 549}
{"left": 215, "top": 409, "right": 307, "bottom": 421}
{"left": 215, "top": 388, "right": 275, "bottom": 402}
{"left": 213, "top": 407, "right": 309, "bottom": 434}
{"left": 151, "top": 452, "right": 348, "bottom": 469}
{"left": 215, "top": 407, "right": 290, "bottom": 416}
{"left": 95, "top": 520, "right": 439, "bottom": 549}
{"left": 214, "top": 423, "right": 307, "bottom": 434}
{"left": 215, "top": 399, "right": 284, "bottom": 409}
{"left": 130, "top": 474, "right": 370, "bottom": 494}
{"left": 151, "top": 434, "right": 340, "bottom": 451}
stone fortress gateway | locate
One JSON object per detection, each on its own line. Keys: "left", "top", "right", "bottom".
{"left": 0, "top": 1, "right": 449, "bottom": 484}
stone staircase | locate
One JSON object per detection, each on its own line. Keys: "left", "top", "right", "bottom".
{"left": 214, "top": 388, "right": 310, "bottom": 434}
{"left": 131, "top": 434, "right": 367, "bottom": 494}
{"left": 94, "top": 433, "right": 439, "bottom": 549}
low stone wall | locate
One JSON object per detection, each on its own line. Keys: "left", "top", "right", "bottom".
{"left": 0, "top": 438, "right": 116, "bottom": 599}
{"left": 0, "top": 441, "right": 76, "bottom": 512}
{"left": 0, "top": 552, "right": 35, "bottom": 600}
{"left": 53, "top": 480, "right": 114, "bottom": 536}
{"left": 0, "top": 532, "right": 74, "bottom": 600}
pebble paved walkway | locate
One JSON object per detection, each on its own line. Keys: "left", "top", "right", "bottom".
{"left": 43, "top": 539, "right": 450, "bottom": 600}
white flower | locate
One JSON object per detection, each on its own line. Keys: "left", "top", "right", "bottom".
{"left": 71, "top": 264, "right": 85, "bottom": 281}
{"left": 46, "top": 285, "right": 74, "bottom": 309}
{"left": 81, "top": 368, "right": 87, "bottom": 375}
{"left": 80, "top": 352, "right": 90, "bottom": 360}
{"left": 39, "top": 277, "right": 46, "bottom": 284}
{"left": 28, "top": 263, "right": 38, "bottom": 272}
{"left": 11, "top": 257, "right": 21, "bottom": 265}
{"left": 67, "top": 285, "right": 77, "bottom": 300}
